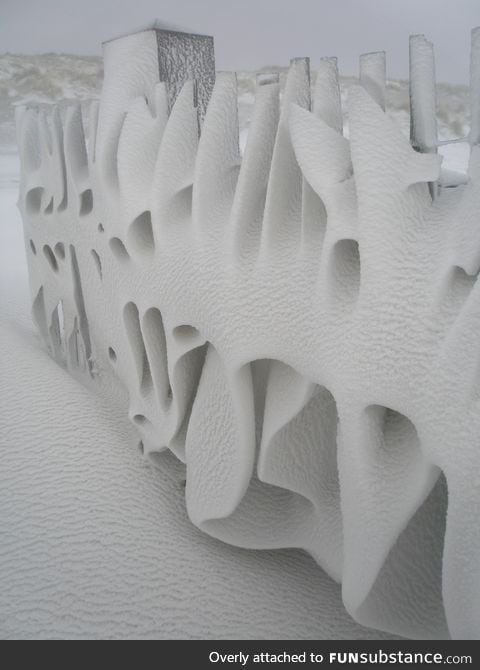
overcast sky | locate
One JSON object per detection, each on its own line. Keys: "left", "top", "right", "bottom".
{"left": 1, "top": 0, "right": 480, "bottom": 83}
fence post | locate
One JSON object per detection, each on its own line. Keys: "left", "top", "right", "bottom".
{"left": 409, "top": 34, "right": 438, "bottom": 198}
{"left": 359, "top": 51, "right": 386, "bottom": 110}
{"left": 470, "top": 27, "right": 480, "bottom": 146}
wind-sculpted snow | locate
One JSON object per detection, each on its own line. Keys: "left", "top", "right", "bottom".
{"left": 15, "top": 26, "right": 480, "bottom": 639}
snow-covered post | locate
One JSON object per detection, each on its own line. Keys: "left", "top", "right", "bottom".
{"left": 409, "top": 34, "right": 438, "bottom": 197}
{"left": 96, "top": 26, "right": 215, "bottom": 187}
{"left": 313, "top": 57, "right": 342, "bottom": 130}
{"left": 359, "top": 51, "right": 386, "bottom": 110}
{"left": 155, "top": 28, "right": 215, "bottom": 122}
{"left": 470, "top": 27, "right": 480, "bottom": 145}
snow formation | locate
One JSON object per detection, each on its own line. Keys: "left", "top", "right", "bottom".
{"left": 14, "top": 26, "right": 480, "bottom": 639}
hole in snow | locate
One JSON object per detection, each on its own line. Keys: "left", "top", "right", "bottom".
{"left": 98, "top": 223, "right": 104, "bottom": 233}
{"left": 142, "top": 307, "right": 172, "bottom": 408}
{"left": 199, "top": 358, "right": 343, "bottom": 578}
{"left": 50, "top": 300, "right": 66, "bottom": 362}
{"left": 32, "top": 286, "right": 48, "bottom": 340}
{"left": 365, "top": 405, "right": 421, "bottom": 468}
{"left": 127, "top": 211, "right": 155, "bottom": 257}
{"left": 260, "top": 363, "right": 341, "bottom": 526}
{"left": 379, "top": 407, "right": 418, "bottom": 452}
{"left": 79, "top": 189, "right": 93, "bottom": 216}
{"left": 69, "top": 245, "right": 93, "bottom": 376}
{"left": 29, "top": 240, "right": 37, "bottom": 255}
{"left": 44, "top": 197, "right": 54, "bottom": 214}
{"left": 57, "top": 193, "right": 68, "bottom": 212}
{"left": 166, "top": 339, "right": 208, "bottom": 461}
{"left": 328, "top": 238, "right": 361, "bottom": 306}
{"left": 91, "top": 249, "right": 102, "bottom": 279}
{"left": 439, "top": 265, "right": 479, "bottom": 328}
{"left": 449, "top": 265, "right": 478, "bottom": 300}
{"left": 43, "top": 244, "right": 58, "bottom": 272}
{"left": 54, "top": 242, "right": 65, "bottom": 260}
{"left": 25, "top": 187, "right": 44, "bottom": 215}
{"left": 57, "top": 300, "right": 65, "bottom": 341}
{"left": 172, "top": 324, "right": 201, "bottom": 344}
{"left": 108, "top": 346, "right": 117, "bottom": 362}
{"left": 133, "top": 414, "right": 149, "bottom": 426}
{"left": 109, "top": 237, "right": 130, "bottom": 262}
{"left": 123, "top": 302, "right": 152, "bottom": 394}
{"left": 355, "top": 471, "right": 448, "bottom": 638}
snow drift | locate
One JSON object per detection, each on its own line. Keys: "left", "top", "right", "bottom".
{"left": 13, "top": 25, "right": 480, "bottom": 639}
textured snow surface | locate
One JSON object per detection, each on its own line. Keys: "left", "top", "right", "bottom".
{"left": 0, "top": 158, "right": 397, "bottom": 640}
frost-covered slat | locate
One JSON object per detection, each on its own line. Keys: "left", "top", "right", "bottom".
{"left": 359, "top": 51, "right": 386, "bottom": 110}
{"left": 409, "top": 34, "right": 438, "bottom": 198}
{"left": 117, "top": 82, "right": 169, "bottom": 224}
{"left": 470, "top": 27, "right": 480, "bottom": 146}
{"left": 191, "top": 72, "right": 240, "bottom": 241}
{"left": 313, "top": 57, "right": 342, "bottom": 132}
{"left": 409, "top": 35, "right": 438, "bottom": 153}
{"left": 155, "top": 28, "right": 215, "bottom": 123}
{"left": 151, "top": 80, "right": 199, "bottom": 233}
{"left": 64, "top": 104, "right": 89, "bottom": 193}
{"left": 260, "top": 57, "right": 311, "bottom": 255}
{"left": 229, "top": 79, "right": 280, "bottom": 260}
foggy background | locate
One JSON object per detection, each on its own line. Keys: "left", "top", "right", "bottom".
{"left": 1, "top": 0, "right": 480, "bottom": 84}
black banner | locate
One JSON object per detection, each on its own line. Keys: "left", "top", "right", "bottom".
{"left": 8, "top": 638, "right": 479, "bottom": 667}
{"left": 123, "top": 640, "right": 476, "bottom": 666}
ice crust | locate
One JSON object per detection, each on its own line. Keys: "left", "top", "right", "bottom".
{"left": 14, "top": 26, "right": 480, "bottom": 639}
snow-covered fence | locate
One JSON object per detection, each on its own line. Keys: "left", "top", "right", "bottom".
{"left": 15, "top": 25, "right": 480, "bottom": 640}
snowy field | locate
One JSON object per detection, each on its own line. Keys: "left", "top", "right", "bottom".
{"left": 0, "top": 54, "right": 470, "bottom": 639}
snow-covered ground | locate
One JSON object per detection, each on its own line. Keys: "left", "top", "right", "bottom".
{"left": 0, "top": 53, "right": 470, "bottom": 639}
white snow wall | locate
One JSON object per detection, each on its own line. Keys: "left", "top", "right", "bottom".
{"left": 15, "top": 26, "right": 480, "bottom": 640}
